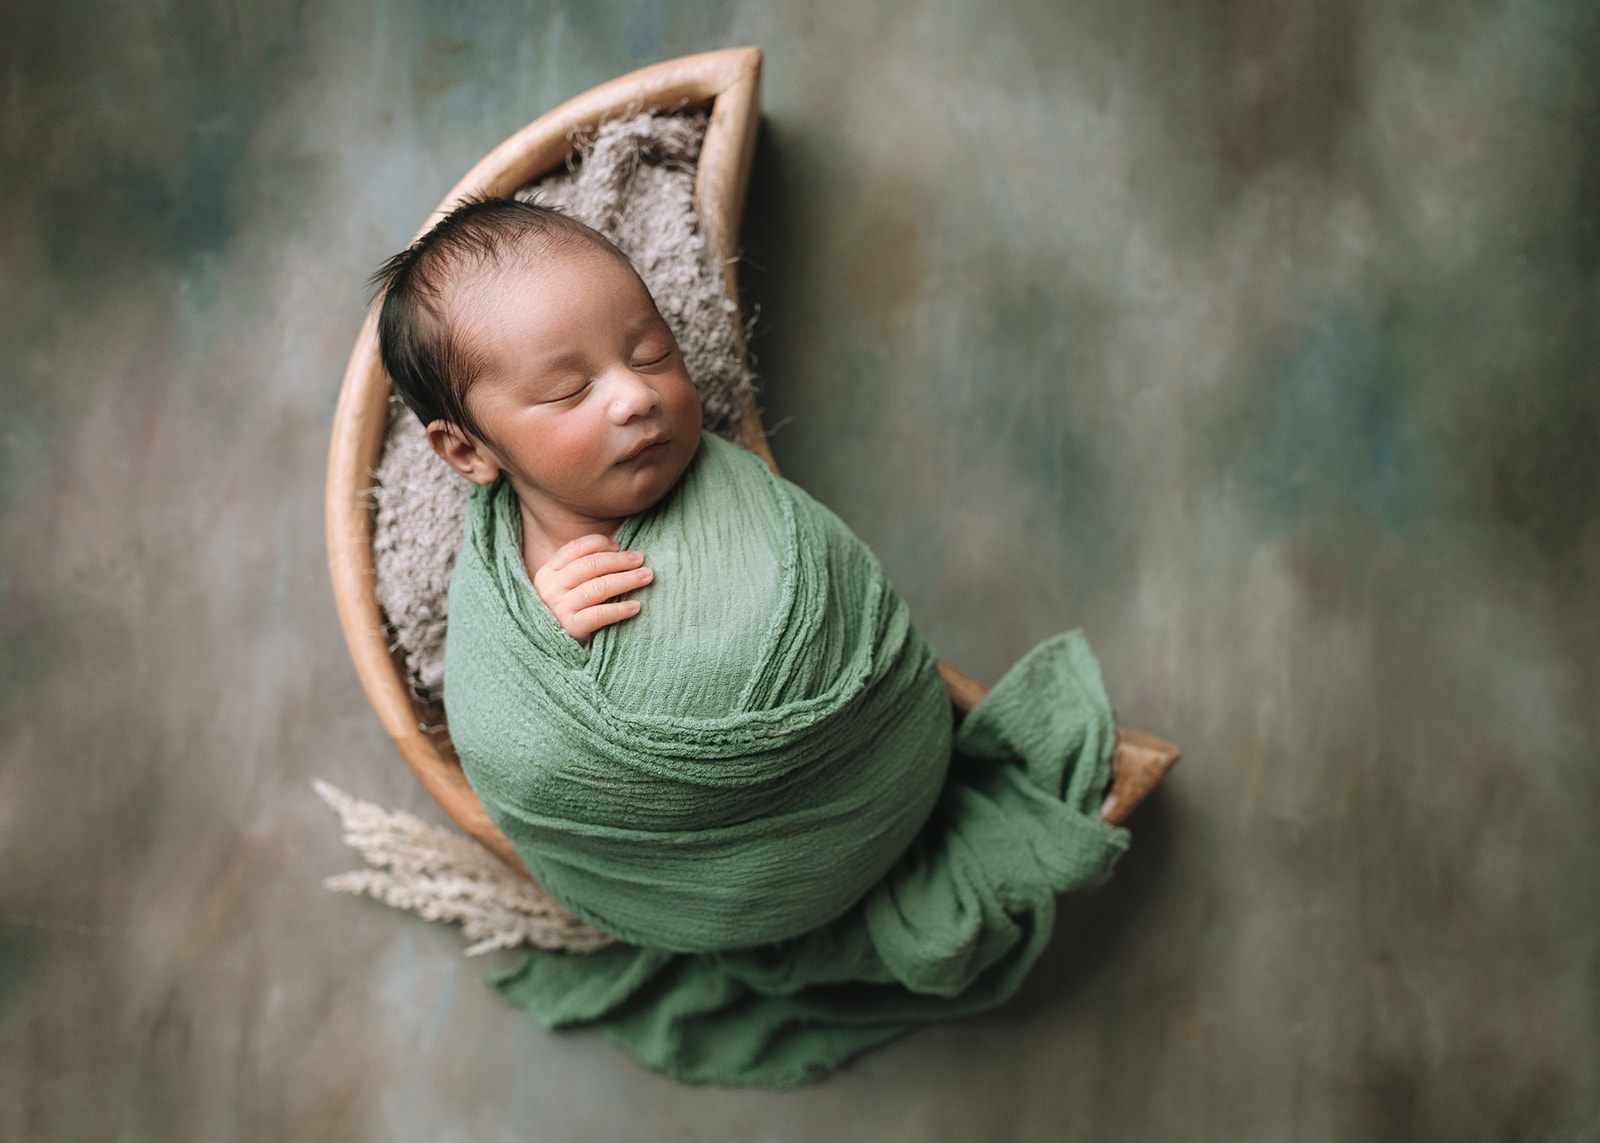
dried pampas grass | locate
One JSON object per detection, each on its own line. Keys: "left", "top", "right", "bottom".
{"left": 315, "top": 781, "right": 613, "bottom": 956}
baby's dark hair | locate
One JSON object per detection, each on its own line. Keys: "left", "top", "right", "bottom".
{"left": 370, "top": 196, "right": 628, "bottom": 441}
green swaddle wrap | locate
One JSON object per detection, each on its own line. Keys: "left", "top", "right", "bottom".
{"left": 444, "top": 432, "right": 1130, "bottom": 1088}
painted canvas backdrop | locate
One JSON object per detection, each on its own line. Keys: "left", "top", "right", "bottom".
{"left": 1, "top": 1, "right": 1596, "bottom": 1139}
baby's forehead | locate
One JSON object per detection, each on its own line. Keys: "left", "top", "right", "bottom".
{"left": 452, "top": 235, "right": 645, "bottom": 304}
{"left": 444, "top": 236, "right": 662, "bottom": 345}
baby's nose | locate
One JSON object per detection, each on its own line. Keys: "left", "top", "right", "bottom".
{"left": 604, "top": 368, "right": 661, "bottom": 421}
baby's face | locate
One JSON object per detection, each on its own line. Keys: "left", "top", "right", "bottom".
{"left": 453, "top": 244, "right": 702, "bottom": 525}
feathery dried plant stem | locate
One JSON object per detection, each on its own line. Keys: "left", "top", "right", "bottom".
{"left": 315, "top": 781, "right": 613, "bottom": 955}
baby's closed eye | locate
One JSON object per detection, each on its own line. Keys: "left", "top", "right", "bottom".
{"left": 549, "top": 380, "right": 593, "bottom": 403}
{"left": 630, "top": 322, "right": 676, "bottom": 368}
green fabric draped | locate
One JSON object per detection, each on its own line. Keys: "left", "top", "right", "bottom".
{"left": 444, "top": 432, "right": 1129, "bottom": 1088}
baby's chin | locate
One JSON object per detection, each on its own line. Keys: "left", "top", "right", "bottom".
{"left": 608, "top": 438, "right": 699, "bottom": 513}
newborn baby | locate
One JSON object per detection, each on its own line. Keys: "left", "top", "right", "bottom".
{"left": 373, "top": 197, "right": 1173, "bottom": 1089}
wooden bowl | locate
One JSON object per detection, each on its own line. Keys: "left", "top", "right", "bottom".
{"left": 327, "top": 48, "right": 1166, "bottom": 887}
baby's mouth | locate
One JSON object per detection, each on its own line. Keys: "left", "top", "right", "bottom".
{"left": 619, "top": 433, "right": 669, "bottom": 462}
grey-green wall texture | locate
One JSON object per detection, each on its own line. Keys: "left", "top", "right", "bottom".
{"left": 2, "top": 1, "right": 1597, "bottom": 1139}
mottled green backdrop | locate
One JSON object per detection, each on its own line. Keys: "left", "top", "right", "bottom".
{"left": 2, "top": 1, "right": 1597, "bottom": 1140}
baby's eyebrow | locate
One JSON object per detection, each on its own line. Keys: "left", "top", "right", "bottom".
{"left": 623, "top": 307, "right": 670, "bottom": 336}
{"left": 528, "top": 348, "right": 589, "bottom": 373}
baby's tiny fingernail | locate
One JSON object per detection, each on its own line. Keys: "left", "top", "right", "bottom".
{"left": 639, "top": 568, "right": 653, "bottom": 582}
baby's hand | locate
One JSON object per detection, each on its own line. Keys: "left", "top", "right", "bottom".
{"left": 532, "top": 534, "right": 653, "bottom": 647}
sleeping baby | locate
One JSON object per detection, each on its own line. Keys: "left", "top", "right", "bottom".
{"left": 372, "top": 196, "right": 1177, "bottom": 1089}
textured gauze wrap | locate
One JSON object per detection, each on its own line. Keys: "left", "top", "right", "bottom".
{"left": 443, "top": 431, "right": 1130, "bottom": 1088}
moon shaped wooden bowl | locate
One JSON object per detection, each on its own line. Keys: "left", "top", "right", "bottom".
{"left": 327, "top": 47, "right": 1171, "bottom": 883}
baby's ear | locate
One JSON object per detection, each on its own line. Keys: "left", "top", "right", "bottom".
{"left": 426, "top": 420, "right": 501, "bottom": 485}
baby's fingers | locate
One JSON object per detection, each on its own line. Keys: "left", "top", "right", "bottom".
{"left": 542, "top": 533, "right": 620, "bottom": 575}
{"left": 551, "top": 548, "right": 646, "bottom": 593}
{"left": 572, "top": 566, "right": 653, "bottom": 609}
{"left": 567, "top": 599, "right": 643, "bottom": 643}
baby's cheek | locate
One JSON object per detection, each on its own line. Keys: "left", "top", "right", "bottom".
{"left": 674, "top": 378, "right": 704, "bottom": 429}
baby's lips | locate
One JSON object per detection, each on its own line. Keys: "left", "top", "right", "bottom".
{"left": 620, "top": 433, "right": 669, "bottom": 461}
